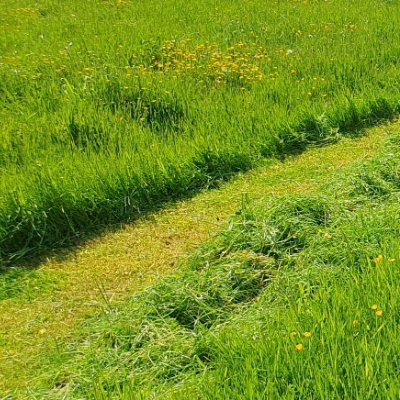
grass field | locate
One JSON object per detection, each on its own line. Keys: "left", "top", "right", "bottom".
{"left": 1, "top": 0, "right": 400, "bottom": 263}
{"left": 2, "top": 0, "right": 400, "bottom": 398}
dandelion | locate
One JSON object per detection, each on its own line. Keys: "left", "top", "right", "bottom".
{"left": 303, "top": 332, "right": 311, "bottom": 338}
{"left": 388, "top": 258, "right": 395, "bottom": 263}
{"left": 370, "top": 304, "right": 378, "bottom": 310}
{"left": 376, "top": 310, "right": 383, "bottom": 316}
{"left": 295, "top": 343, "right": 304, "bottom": 351}
{"left": 374, "top": 254, "right": 383, "bottom": 264}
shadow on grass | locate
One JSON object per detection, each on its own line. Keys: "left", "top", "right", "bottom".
{"left": 0, "top": 103, "right": 397, "bottom": 274}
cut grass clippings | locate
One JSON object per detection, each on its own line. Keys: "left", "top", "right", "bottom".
{"left": 0, "top": 122, "right": 397, "bottom": 397}
{"left": 46, "top": 127, "right": 400, "bottom": 399}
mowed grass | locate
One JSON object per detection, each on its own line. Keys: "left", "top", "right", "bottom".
{"left": 0, "top": 122, "right": 392, "bottom": 396}
{"left": 1, "top": 0, "right": 400, "bottom": 262}
{"left": 49, "top": 128, "right": 400, "bottom": 399}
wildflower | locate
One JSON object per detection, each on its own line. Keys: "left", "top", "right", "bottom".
{"left": 290, "top": 331, "right": 297, "bottom": 337}
{"left": 376, "top": 310, "right": 383, "bottom": 317}
{"left": 374, "top": 254, "right": 383, "bottom": 264}
{"left": 388, "top": 258, "right": 396, "bottom": 263}
{"left": 370, "top": 304, "right": 378, "bottom": 310}
{"left": 303, "top": 332, "right": 311, "bottom": 338}
{"left": 295, "top": 343, "right": 304, "bottom": 351}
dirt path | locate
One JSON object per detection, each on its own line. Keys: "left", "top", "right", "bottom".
{"left": 0, "top": 122, "right": 396, "bottom": 395}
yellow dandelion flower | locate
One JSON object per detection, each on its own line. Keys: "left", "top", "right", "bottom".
{"left": 388, "top": 258, "right": 395, "bottom": 263}
{"left": 374, "top": 254, "right": 383, "bottom": 264}
{"left": 303, "top": 332, "right": 311, "bottom": 338}
{"left": 370, "top": 304, "right": 378, "bottom": 310}
{"left": 295, "top": 343, "right": 304, "bottom": 351}
{"left": 376, "top": 310, "right": 383, "bottom": 316}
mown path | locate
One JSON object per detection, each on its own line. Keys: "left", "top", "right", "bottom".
{"left": 0, "top": 122, "right": 396, "bottom": 395}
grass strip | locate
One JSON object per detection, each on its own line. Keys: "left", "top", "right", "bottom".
{"left": 0, "top": 121, "right": 391, "bottom": 397}
{"left": 29, "top": 130, "right": 400, "bottom": 398}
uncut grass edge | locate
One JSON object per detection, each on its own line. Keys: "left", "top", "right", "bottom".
{"left": 1, "top": 98, "right": 398, "bottom": 266}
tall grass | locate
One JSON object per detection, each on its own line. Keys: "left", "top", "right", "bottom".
{"left": 1, "top": 0, "right": 400, "bottom": 263}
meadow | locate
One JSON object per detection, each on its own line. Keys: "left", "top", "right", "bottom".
{"left": 2, "top": 0, "right": 400, "bottom": 397}
{"left": 1, "top": 0, "right": 400, "bottom": 263}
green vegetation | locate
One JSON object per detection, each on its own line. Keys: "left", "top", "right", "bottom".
{"left": 2, "top": 0, "right": 400, "bottom": 398}
{"left": 9, "top": 130, "right": 397, "bottom": 399}
{"left": 1, "top": 0, "right": 400, "bottom": 263}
